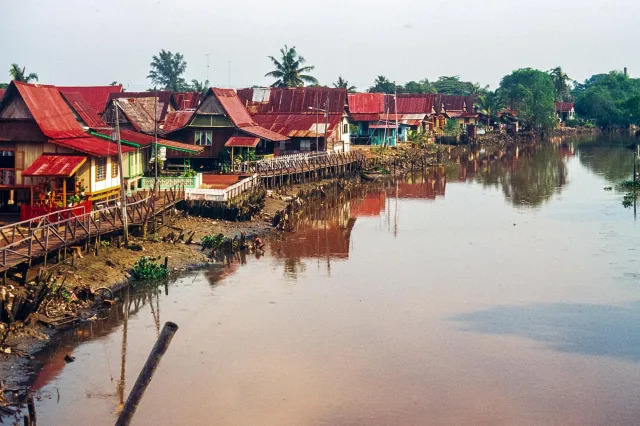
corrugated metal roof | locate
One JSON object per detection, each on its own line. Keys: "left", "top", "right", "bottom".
{"left": 92, "top": 129, "right": 204, "bottom": 154}
{"left": 350, "top": 113, "right": 380, "bottom": 121}
{"left": 0, "top": 89, "right": 5, "bottom": 101}
{"left": 395, "top": 94, "right": 435, "bottom": 114}
{"left": 212, "top": 88, "right": 255, "bottom": 127}
{"left": 173, "top": 92, "right": 200, "bottom": 110}
{"left": 58, "top": 85, "right": 123, "bottom": 113}
{"left": 555, "top": 102, "right": 574, "bottom": 112}
{"left": 253, "top": 114, "right": 341, "bottom": 138}
{"left": 225, "top": 137, "right": 260, "bottom": 148}
{"left": 13, "top": 81, "right": 86, "bottom": 139}
{"left": 238, "top": 87, "right": 346, "bottom": 115}
{"left": 22, "top": 154, "right": 87, "bottom": 177}
{"left": 61, "top": 91, "right": 108, "bottom": 128}
{"left": 50, "top": 136, "right": 134, "bottom": 157}
{"left": 348, "top": 93, "right": 385, "bottom": 113}
{"left": 163, "top": 110, "right": 194, "bottom": 132}
{"left": 239, "top": 125, "right": 289, "bottom": 142}
{"left": 107, "top": 91, "right": 175, "bottom": 120}
{"left": 115, "top": 98, "right": 158, "bottom": 133}
{"left": 369, "top": 123, "right": 397, "bottom": 129}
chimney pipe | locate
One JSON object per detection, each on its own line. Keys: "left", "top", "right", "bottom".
{"left": 624, "top": 67, "right": 628, "bottom": 77}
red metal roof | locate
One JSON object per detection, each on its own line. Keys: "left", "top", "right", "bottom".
{"left": 49, "top": 136, "right": 134, "bottom": 157}
{"left": 93, "top": 129, "right": 203, "bottom": 154}
{"left": 348, "top": 93, "right": 385, "bottom": 114}
{"left": 395, "top": 94, "right": 436, "bottom": 114}
{"left": 555, "top": 102, "right": 575, "bottom": 112}
{"left": 237, "top": 87, "right": 346, "bottom": 115}
{"left": 253, "top": 114, "right": 341, "bottom": 138}
{"left": 0, "top": 89, "right": 5, "bottom": 100}
{"left": 224, "top": 137, "right": 260, "bottom": 148}
{"left": 173, "top": 92, "right": 200, "bottom": 110}
{"left": 58, "top": 85, "right": 123, "bottom": 113}
{"left": 350, "top": 113, "right": 381, "bottom": 121}
{"left": 163, "top": 110, "right": 194, "bottom": 132}
{"left": 212, "top": 88, "right": 255, "bottom": 127}
{"left": 13, "top": 81, "right": 86, "bottom": 139}
{"left": 61, "top": 91, "right": 108, "bottom": 128}
{"left": 239, "top": 125, "right": 289, "bottom": 142}
{"left": 22, "top": 154, "right": 87, "bottom": 177}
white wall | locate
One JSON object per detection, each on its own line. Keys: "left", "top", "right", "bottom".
{"left": 90, "top": 156, "right": 122, "bottom": 194}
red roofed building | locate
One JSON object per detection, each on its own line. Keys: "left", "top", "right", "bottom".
{"left": 555, "top": 102, "right": 575, "bottom": 123}
{"left": 0, "top": 81, "right": 136, "bottom": 216}
{"left": 58, "top": 85, "right": 123, "bottom": 114}
{"left": 237, "top": 87, "right": 351, "bottom": 153}
{"left": 173, "top": 92, "right": 201, "bottom": 110}
{"left": 164, "top": 88, "right": 288, "bottom": 170}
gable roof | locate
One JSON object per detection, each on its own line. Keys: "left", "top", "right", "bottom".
{"left": 173, "top": 92, "right": 200, "bottom": 110}
{"left": 113, "top": 97, "right": 159, "bottom": 133}
{"left": 162, "top": 110, "right": 194, "bottom": 132}
{"left": 106, "top": 91, "right": 175, "bottom": 120}
{"left": 348, "top": 93, "right": 385, "bottom": 114}
{"left": 237, "top": 87, "right": 347, "bottom": 115}
{"left": 555, "top": 102, "right": 575, "bottom": 112}
{"left": 58, "top": 85, "right": 123, "bottom": 113}
{"left": 61, "top": 91, "right": 109, "bottom": 129}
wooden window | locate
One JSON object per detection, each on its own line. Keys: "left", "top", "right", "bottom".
{"left": 111, "top": 156, "right": 119, "bottom": 178}
{"left": 343, "top": 123, "right": 349, "bottom": 134}
{"left": 195, "top": 131, "right": 213, "bottom": 146}
{"left": 96, "top": 157, "right": 107, "bottom": 181}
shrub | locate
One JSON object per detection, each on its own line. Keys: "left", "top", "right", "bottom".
{"left": 132, "top": 256, "right": 168, "bottom": 280}
{"left": 201, "top": 234, "right": 226, "bottom": 250}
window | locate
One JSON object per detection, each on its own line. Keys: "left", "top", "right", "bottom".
{"left": 300, "top": 140, "right": 311, "bottom": 151}
{"left": 111, "top": 157, "right": 119, "bottom": 178}
{"left": 343, "top": 123, "right": 349, "bottom": 134}
{"left": 195, "top": 131, "right": 212, "bottom": 146}
{"left": 96, "top": 157, "right": 107, "bottom": 181}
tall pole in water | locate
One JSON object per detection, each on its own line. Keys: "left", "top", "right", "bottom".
{"left": 325, "top": 99, "right": 329, "bottom": 151}
{"left": 113, "top": 100, "right": 128, "bottom": 245}
{"left": 315, "top": 98, "right": 319, "bottom": 152}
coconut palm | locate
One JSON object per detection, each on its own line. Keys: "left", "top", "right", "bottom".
{"left": 9, "top": 64, "right": 38, "bottom": 83}
{"left": 333, "top": 76, "right": 356, "bottom": 93}
{"left": 265, "top": 45, "right": 318, "bottom": 87}
{"left": 148, "top": 50, "right": 188, "bottom": 91}
{"left": 549, "top": 66, "right": 572, "bottom": 101}
{"left": 475, "top": 90, "right": 506, "bottom": 127}
{"left": 190, "top": 79, "right": 210, "bottom": 97}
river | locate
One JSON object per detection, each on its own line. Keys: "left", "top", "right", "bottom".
{"left": 13, "top": 135, "right": 640, "bottom": 425}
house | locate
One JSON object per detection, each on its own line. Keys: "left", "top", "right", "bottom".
{"left": 162, "top": 88, "right": 287, "bottom": 169}
{"left": 237, "top": 87, "right": 351, "bottom": 153}
{"left": 0, "top": 81, "right": 136, "bottom": 218}
{"left": 173, "top": 92, "right": 201, "bottom": 110}
{"left": 58, "top": 85, "right": 123, "bottom": 114}
{"left": 102, "top": 91, "right": 177, "bottom": 132}
{"left": 440, "top": 95, "right": 479, "bottom": 130}
{"left": 347, "top": 93, "right": 401, "bottom": 146}
{"left": 555, "top": 102, "right": 575, "bottom": 123}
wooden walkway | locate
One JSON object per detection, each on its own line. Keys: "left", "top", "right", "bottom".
{"left": 0, "top": 185, "right": 185, "bottom": 273}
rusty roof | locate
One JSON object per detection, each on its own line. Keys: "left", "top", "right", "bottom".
{"left": 225, "top": 137, "right": 260, "bottom": 148}
{"left": 252, "top": 114, "right": 341, "bottom": 138}
{"left": 49, "top": 136, "right": 134, "bottom": 157}
{"left": 92, "top": 129, "right": 203, "bottom": 154}
{"left": 163, "top": 110, "right": 194, "bottom": 132}
{"left": 237, "top": 87, "right": 346, "bottom": 115}
{"left": 555, "top": 102, "right": 575, "bottom": 112}
{"left": 22, "top": 154, "right": 87, "bottom": 177}
{"left": 348, "top": 93, "right": 385, "bottom": 114}
{"left": 114, "top": 98, "right": 159, "bottom": 133}
{"left": 211, "top": 88, "right": 255, "bottom": 127}
{"left": 107, "top": 91, "right": 175, "bottom": 120}
{"left": 173, "top": 92, "right": 201, "bottom": 110}
{"left": 61, "top": 91, "right": 108, "bottom": 128}
{"left": 58, "top": 85, "right": 123, "bottom": 113}
{"left": 394, "top": 94, "right": 436, "bottom": 114}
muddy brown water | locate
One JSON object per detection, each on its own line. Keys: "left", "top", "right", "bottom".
{"left": 9, "top": 135, "right": 640, "bottom": 425}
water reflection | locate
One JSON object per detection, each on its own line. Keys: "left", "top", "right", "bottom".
{"left": 575, "top": 134, "right": 635, "bottom": 183}
{"left": 453, "top": 302, "right": 640, "bottom": 362}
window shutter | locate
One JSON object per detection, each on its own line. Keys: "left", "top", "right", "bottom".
{"left": 15, "top": 151, "right": 25, "bottom": 170}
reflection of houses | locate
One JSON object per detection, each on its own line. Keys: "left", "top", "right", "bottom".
{"left": 350, "top": 192, "right": 386, "bottom": 217}
{"left": 237, "top": 87, "right": 351, "bottom": 153}
{"left": 555, "top": 102, "right": 575, "bottom": 123}
{"left": 389, "top": 169, "right": 447, "bottom": 199}
{"left": 162, "top": 88, "right": 287, "bottom": 169}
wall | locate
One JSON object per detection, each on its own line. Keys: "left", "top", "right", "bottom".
{"left": 89, "top": 156, "right": 121, "bottom": 195}
{"left": 339, "top": 116, "right": 351, "bottom": 152}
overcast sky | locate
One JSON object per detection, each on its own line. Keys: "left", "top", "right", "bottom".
{"left": 1, "top": 0, "right": 638, "bottom": 91}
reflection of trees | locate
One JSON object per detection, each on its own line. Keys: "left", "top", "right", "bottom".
{"left": 577, "top": 136, "right": 633, "bottom": 183}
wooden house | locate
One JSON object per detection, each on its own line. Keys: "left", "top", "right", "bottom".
{"left": 162, "top": 88, "right": 287, "bottom": 170}
{"left": 237, "top": 87, "right": 351, "bottom": 153}
{"left": 555, "top": 102, "right": 575, "bottom": 123}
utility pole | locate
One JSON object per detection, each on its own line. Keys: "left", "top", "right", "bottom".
{"left": 324, "top": 99, "right": 329, "bottom": 152}
{"left": 394, "top": 81, "right": 399, "bottom": 146}
{"left": 205, "top": 54, "right": 210, "bottom": 82}
{"left": 113, "top": 100, "right": 129, "bottom": 245}
{"left": 154, "top": 88, "right": 158, "bottom": 185}
{"left": 315, "top": 98, "right": 319, "bottom": 152}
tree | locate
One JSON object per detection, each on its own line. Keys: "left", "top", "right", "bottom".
{"left": 265, "top": 45, "right": 318, "bottom": 87}
{"left": 0, "top": 83, "right": 8, "bottom": 89}
{"left": 401, "top": 79, "right": 437, "bottom": 94}
{"left": 500, "top": 68, "right": 557, "bottom": 131}
{"left": 475, "top": 90, "right": 506, "bottom": 127}
{"left": 549, "top": 67, "right": 572, "bottom": 101}
{"left": 368, "top": 76, "right": 396, "bottom": 94}
{"left": 147, "top": 50, "right": 188, "bottom": 91}
{"left": 433, "top": 76, "right": 486, "bottom": 96}
{"left": 190, "top": 79, "right": 210, "bottom": 96}
{"left": 333, "top": 76, "right": 356, "bottom": 92}
{"left": 443, "top": 118, "right": 460, "bottom": 136}
{"left": 9, "top": 64, "right": 38, "bottom": 83}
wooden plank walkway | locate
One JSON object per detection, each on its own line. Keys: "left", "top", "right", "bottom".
{"left": 0, "top": 185, "right": 185, "bottom": 273}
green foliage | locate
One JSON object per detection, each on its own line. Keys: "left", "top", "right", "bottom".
{"left": 400, "top": 79, "right": 437, "bottom": 94}
{"left": 147, "top": 50, "right": 188, "bottom": 91}
{"left": 368, "top": 76, "right": 396, "bottom": 94}
{"left": 407, "top": 130, "right": 428, "bottom": 147}
{"left": 564, "top": 118, "right": 581, "bottom": 128}
{"left": 573, "top": 71, "right": 640, "bottom": 128}
{"left": 132, "top": 256, "right": 168, "bottom": 280}
{"left": 433, "top": 76, "right": 487, "bottom": 96}
{"left": 190, "top": 79, "right": 210, "bottom": 96}
{"left": 500, "top": 68, "right": 557, "bottom": 131}
{"left": 201, "top": 234, "right": 226, "bottom": 250}
{"left": 444, "top": 119, "right": 460, "bottom": 136}
{"left": 181, "top": 169, "right": 198, "bottom": 177}
{"left": 548, "top": 67, "right": 572, "bottom": 101}
{"left": 475, "top": 90, "right": 506, "bottom": 125}
{"left": 0, "top": 83, "right": 8, "bottom": 89}
{"left": 9, "top": 63, "right": 38, "bottom": 83}
{"left": 265, "top": 45, "right": 317, "bottom": 87}
{"left": 333, "top": 76, "right": 356, "bottom": 93}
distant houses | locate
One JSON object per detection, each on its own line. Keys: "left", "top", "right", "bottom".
{"left": 555, "top": 102, "right": 575, "bottom": 123}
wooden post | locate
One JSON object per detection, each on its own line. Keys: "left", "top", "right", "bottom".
{"left": 114, "top": 101, "right": 129, "bottom": 245}
{"left": 115, "top": 322, "right": 178, "bottom": 426}
{"left": 62, "top": 179, "right": 67, "bottom": 206}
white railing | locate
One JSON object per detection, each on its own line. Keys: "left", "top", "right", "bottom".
{"left": 140, "top": 174, "right": 202, "bottom": 189}
{"left": 186, "top": 174, "right": 259, "bottom": 202}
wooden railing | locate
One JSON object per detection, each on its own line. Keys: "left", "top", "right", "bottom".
{"left": 0, "top": 183, "right": 185, "bottom": 269}
{"left": 233, "top": 151, "right": 365, "bottom": 176}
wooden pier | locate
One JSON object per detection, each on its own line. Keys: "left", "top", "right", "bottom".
{"left": 0, "top": 184, "right": 185, "bottom": 274}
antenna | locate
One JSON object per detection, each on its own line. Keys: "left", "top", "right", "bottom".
{"left": 205, "top": 53, "right": 211, "bottom": 82}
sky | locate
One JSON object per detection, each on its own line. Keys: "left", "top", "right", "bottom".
{"left": 1, "top": 0, "right": 639, "bottom": 91}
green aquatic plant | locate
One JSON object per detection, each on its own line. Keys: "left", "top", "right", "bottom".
{"left": 617, "top": 180, "right": 640, "bottom": 208}
{"left": 201, "top": 234, "right": 226, "bottom": 250}
{"left": 132, "top": 256, "right": 168, "bottom": 280}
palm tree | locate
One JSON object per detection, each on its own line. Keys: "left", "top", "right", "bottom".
{"left": 333, "top": 76, "right": 356, "bottom": 93}
{"left": 475, "top": 90, "right": 506, "bottom": 127}
{"left": 9, "top": 64, "right": 38, "bottom": 83}
{"left": 190, "top": 79, "right": 210, "bottom": 96}
{"left": 549, "top": 66, "right": 571, "bottom": 101}
{"left": 265, "top": 45, "right": 318, "bottom": 87}
{"left": 148, "top": 50, "right": 188, "bottom": 91}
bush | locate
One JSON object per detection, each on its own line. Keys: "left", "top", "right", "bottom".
{"left": 201, "top": 234, "right": 226, "bottom": 250}
{"left": 132, "top": 256, "right": 168, "bottom": 280}
{"left": 564, "top": 118, "right": 580, "bottom": 128}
